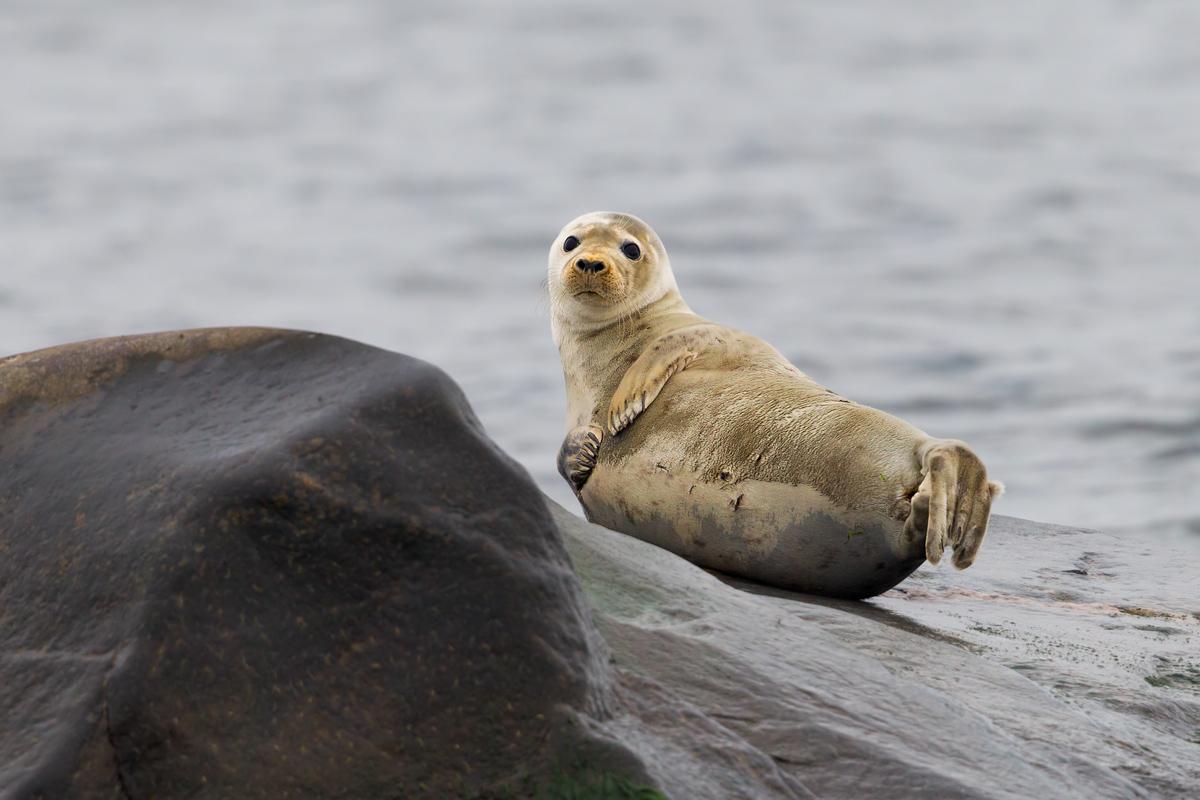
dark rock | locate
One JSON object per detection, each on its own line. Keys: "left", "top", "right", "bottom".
{"left": 0, "top": 329, "right": 649, "bottom": 799}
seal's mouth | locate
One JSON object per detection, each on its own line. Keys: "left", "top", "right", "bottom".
{"left": 571, "top": 289, "right": 615, "bottom": 306}
{"left": 560, "top": 260, "right": 626, "bottom": 308}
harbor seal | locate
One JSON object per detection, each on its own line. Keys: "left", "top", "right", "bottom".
{"left": 550, "top": 211, "right": 1003, "bottom": 599}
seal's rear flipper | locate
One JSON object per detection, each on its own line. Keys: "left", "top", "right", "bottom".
{"left": 906, "top": 439, "right": 999, "bottom": 570}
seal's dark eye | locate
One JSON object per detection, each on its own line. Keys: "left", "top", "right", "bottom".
{"left": 563, "top": 235, "right": 580, "bottom": 253}
{"left": 621, "top": 242, "right": 642, "bottom": 260}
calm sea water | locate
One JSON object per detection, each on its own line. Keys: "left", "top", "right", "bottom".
{"left": 3, "top": 0, "right": 1198, "bottom": 544}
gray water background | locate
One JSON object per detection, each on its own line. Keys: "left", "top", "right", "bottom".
{"left": 2, "top": 0, "right": 1198, "bottom": 544}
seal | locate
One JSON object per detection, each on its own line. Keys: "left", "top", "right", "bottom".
{"left": 549, "top": 211, "right": 1003, "bottom": 599}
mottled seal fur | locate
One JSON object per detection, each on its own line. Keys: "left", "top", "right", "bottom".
{"left": 550, "top": 211, "right": 1002, "bottom": 599}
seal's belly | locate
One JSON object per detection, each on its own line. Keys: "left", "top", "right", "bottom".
{"left": 580, "top": 457, "right": 924, "bottom": 599}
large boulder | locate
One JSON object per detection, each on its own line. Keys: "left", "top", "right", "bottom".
{"left": 0, "top": 329, "right": 665, "bottom": 799}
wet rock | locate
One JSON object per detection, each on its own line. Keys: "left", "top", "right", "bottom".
{"left": 869, "top": 517, "right": 1200, "bottom": 798}
{"left": 5, "top": 328, "right": 1194, "bottom": 799}
{"left": 0, "top": 329, "right": 651, "bottom": 799}
{"left": 551, "top": 503, "right": 1200, "bottom": 799}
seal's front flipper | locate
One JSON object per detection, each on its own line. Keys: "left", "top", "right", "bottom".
{"left": 607, "top": 325, "right": 726, "bottom": 436}
{"left": 557, "top": 424, "right": 604, "bottom": 495}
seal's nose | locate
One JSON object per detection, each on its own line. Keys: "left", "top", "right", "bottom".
{"left": 575, "top": 258, "right": 606, "bottom": 274}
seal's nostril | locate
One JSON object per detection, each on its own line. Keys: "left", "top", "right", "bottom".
{"left": 576, "top": 259, "right": 606, "bottom": 273}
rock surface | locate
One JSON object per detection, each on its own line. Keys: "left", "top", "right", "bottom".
{"left": 3, "top": 328, "right": 1195, "bottom": 798}
{"left": 552, "top": 502, "right": 1200, "bottom": 799}
{"left": 0, "top": 329, "right": 662, "bottom": 799}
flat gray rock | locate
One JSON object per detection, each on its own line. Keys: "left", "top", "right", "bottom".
{"left": 551, "top": 502, "right": 1200, "bottom": 799}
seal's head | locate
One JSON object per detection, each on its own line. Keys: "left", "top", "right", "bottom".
{"left": 548, "top": 211, "right": 680, "bottom": 330}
